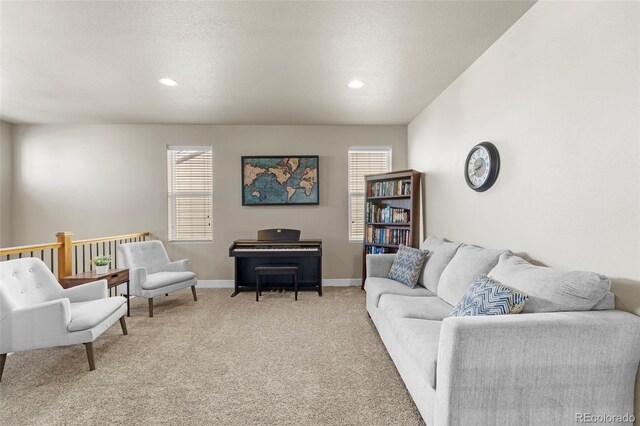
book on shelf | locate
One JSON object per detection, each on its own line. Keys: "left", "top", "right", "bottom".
{"left": 365, "top": 202, "right": 410, "bottom": 224}
{"left": 368, "top": 180, "right": 412, "bottom": 197}
{"left": 365, "top": 226, "right": 410, "bottom": 246}
{"left": 365, "top": 246, "right": 393, "bottom": 254}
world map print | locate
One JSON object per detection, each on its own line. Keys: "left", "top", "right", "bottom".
{"left": 242, "top": 156, "right": 319, "bottom": 205}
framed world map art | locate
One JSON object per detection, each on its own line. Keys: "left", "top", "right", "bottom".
{"left": 241, "top": 155, "right": 319, "bottom": 206}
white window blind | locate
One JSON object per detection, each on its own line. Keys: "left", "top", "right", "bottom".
{"left": 167, "top": 146, "right": 213, "bottom": 242}
{"left": 348, "top": 147, "right": 392, "bottom": 241}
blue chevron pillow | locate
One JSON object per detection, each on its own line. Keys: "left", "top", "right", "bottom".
{"left": 388, "top": 245, "right": 429, "bottom": 288}
{"left": 450, "top": 275, "right": 528, "bottom": 316}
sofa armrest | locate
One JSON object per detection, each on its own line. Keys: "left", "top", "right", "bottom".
{"left": 365, "top": 254, "right": 396, "bottom": 278}
{"left": 13, "top": 299, "right": 71, "bottom": 327}
{"left": 161, "top": 259, "right": 190, "bottom": 273}
{"left": 435, "top": 310, "right": 640, "bottom": 426}
{"left": 127, "top": 267, "right": 147, "bottom": 295}
{"left": 59, "top": 279, "right": 108, "bottom": 302}
{"left": 3, "top": 299, "right": 72, "bottom": 352}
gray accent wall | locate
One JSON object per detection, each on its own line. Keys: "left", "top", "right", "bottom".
{"left": 9, "top": 124, "right": 407, "bottom": 280}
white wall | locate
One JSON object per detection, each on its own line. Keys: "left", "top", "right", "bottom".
{"left": 408, "top": 0, "right": 639, "bottom": 310}
{"left": 0, "top": 120, "right": 12, "bottom": 247}
{"left": 408, "top": 2, "right": 639, "bottom": 413}
{"left": 11, "top": 124, "right": 407, "bottom": 280}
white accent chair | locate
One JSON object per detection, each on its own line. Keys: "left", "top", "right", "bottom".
{"left": 0, "top": 258, "right": 128, "bottom": 381}
{"left": 117, "top": 240, "right": 197, "bottom": 317}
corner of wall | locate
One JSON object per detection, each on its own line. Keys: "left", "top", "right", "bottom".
{"left": 0, "top": 120, "right": 14, "bottom": 247}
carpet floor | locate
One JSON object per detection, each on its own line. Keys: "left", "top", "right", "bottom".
{"left": 0, "top": 287, "right": 423, "bottom": 425}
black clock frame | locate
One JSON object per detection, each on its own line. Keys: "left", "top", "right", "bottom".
{"left": 464, "top": 141, "right": 500, "bottom": 192}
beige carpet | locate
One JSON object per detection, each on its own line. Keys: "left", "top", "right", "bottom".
{"left": 0, "top": 287, "right": 423, "bottom": 425}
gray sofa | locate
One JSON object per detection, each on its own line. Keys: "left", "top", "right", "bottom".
{"left": 365, "top": 236, "right": 640, "bottom": 426}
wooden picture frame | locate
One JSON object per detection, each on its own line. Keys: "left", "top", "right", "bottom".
{"left": 241, "top": 155, "right": 319, "bottom": 206}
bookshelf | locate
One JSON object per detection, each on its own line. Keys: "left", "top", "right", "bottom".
{"left": 361, "top": 169, "right": 421, "bottom": 287}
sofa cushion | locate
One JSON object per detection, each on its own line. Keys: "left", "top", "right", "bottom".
{"left": 418, "top": 236, "right": 461, "bottom": 293}
{"left": 379, "top": 294, "right": 454, "bottom": 324}
{"left": 488, "top": 253, "right": 611, "bottom": 313}
{"left": 142, "top": 271, "right": 196, "bottom": 290}
{"left": 365, "top": 277, "right": 436, "bottom": 308}
{"left": 592, "top": 292, "right": 615, "bottom": 310}
{"left": 388, "top": 245, "right": 429, "bottom": 288}
{"left": 437, "top": 244, "right": 509, "bottom": 306}
{"left": 450, "top": 275, "right": 528, "bottom": 317}
{"left": 68, "top": 297, "right": 126, "bottom": 332}
{"left": 393, "top": 318, "right": 441, "bottom": 389}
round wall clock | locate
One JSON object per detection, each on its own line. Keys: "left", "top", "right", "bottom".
{"left": 464, "top": 142, "right": 500, "bottom": 192}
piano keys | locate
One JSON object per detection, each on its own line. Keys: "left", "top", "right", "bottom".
{"left": 232, "top": 246, "right": 320, "bottom": 253}
{"left": 228, "top": 239, "right": 322, "bottom": 297}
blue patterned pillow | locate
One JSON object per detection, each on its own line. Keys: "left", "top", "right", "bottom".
{"left": 388, "top": 245, "right": 429, "bottom": 288}
{"left": 450, "top": 275, "right": 528, "bottom": 316}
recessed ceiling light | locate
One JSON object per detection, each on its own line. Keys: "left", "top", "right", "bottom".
{"left": 159, "top": 78, "right": 177, "bottom": 87}
{"left": 348, "top": 79, "right": 364, "bottom": 89}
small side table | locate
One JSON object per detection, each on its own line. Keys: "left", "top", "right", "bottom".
{"left": 59, "top": 269, "right": 130, "bottom": 316}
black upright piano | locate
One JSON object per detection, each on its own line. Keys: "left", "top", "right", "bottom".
{"left": 228, "top": 229, "right": 322, "bottom": 297}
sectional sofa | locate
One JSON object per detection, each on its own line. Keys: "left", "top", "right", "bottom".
{"left": 365, "top": 236, "right": 640, "bottom": 426}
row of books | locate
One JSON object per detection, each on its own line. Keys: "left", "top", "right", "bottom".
{"left": 365, "top": 203, "right": 410, "bottom": 224}
{"left": 365, "top": 226, "right": 411, "bottom": 246}
{"left": 364, "top": 246, "right": 393, "bottom": 254}
{"left": 368, "top": 180, "right": 411, "bottom": 197}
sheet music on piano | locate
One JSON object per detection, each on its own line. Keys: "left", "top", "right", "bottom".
{"left": 229, "top": 229, "right": 322, "bottom": 297}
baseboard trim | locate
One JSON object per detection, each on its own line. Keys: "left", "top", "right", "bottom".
{"left": 196, "top": 278, "right": 360, "bottom": 288}
{"left": 323, "top": 278, "right": 361, "bottom": 287}
{"left": 197, "top": 280, "right": 234, "bottom": 288}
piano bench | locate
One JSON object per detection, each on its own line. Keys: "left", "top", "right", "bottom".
{"left": 255, "top": 265, "right": 299, "bottom": 302}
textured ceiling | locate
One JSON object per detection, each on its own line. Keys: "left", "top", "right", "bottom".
{"left": 0, "top": 1, "right": 535, "bottom": 125}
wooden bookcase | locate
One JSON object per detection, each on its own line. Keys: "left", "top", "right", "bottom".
{"left": 361, "top": 169, "right": 421, "bottom": 287}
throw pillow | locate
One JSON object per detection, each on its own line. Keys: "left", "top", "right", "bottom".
{"left": 488, "top": 253, "right": 611, "bottom": 313}
{"left": 437, "top": 244, "right": 510, "bottom": 307}
{"left": 388, "top": 245, "right": 429, "bottom": 288}
{"left": 450, "top": 274, "right": 528, "bottom": 317}
{"left": 417, "top": 236, "right": 461, "bottom": 293}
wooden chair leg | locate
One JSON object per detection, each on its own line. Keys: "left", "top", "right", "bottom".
{"left": 191, "top": 285, "right": 198, "bottom": 302}
{"left": 148, "top": 298, "right": 154, "bottom": 317}
{"left": 84, "top": 342, "right": 96, "bottom": 371}
{"left": 0, "top": 353, "right": 6, "bottom": 382}
{"left": 119, "top": 316, "right": 128, "bottom": 335}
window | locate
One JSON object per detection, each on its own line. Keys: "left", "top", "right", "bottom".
{"left": 167, "top": 146, "right": 213, "bottom": 242}
{"left": 348, "top": 147, "right": 392, "bottom": 241}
